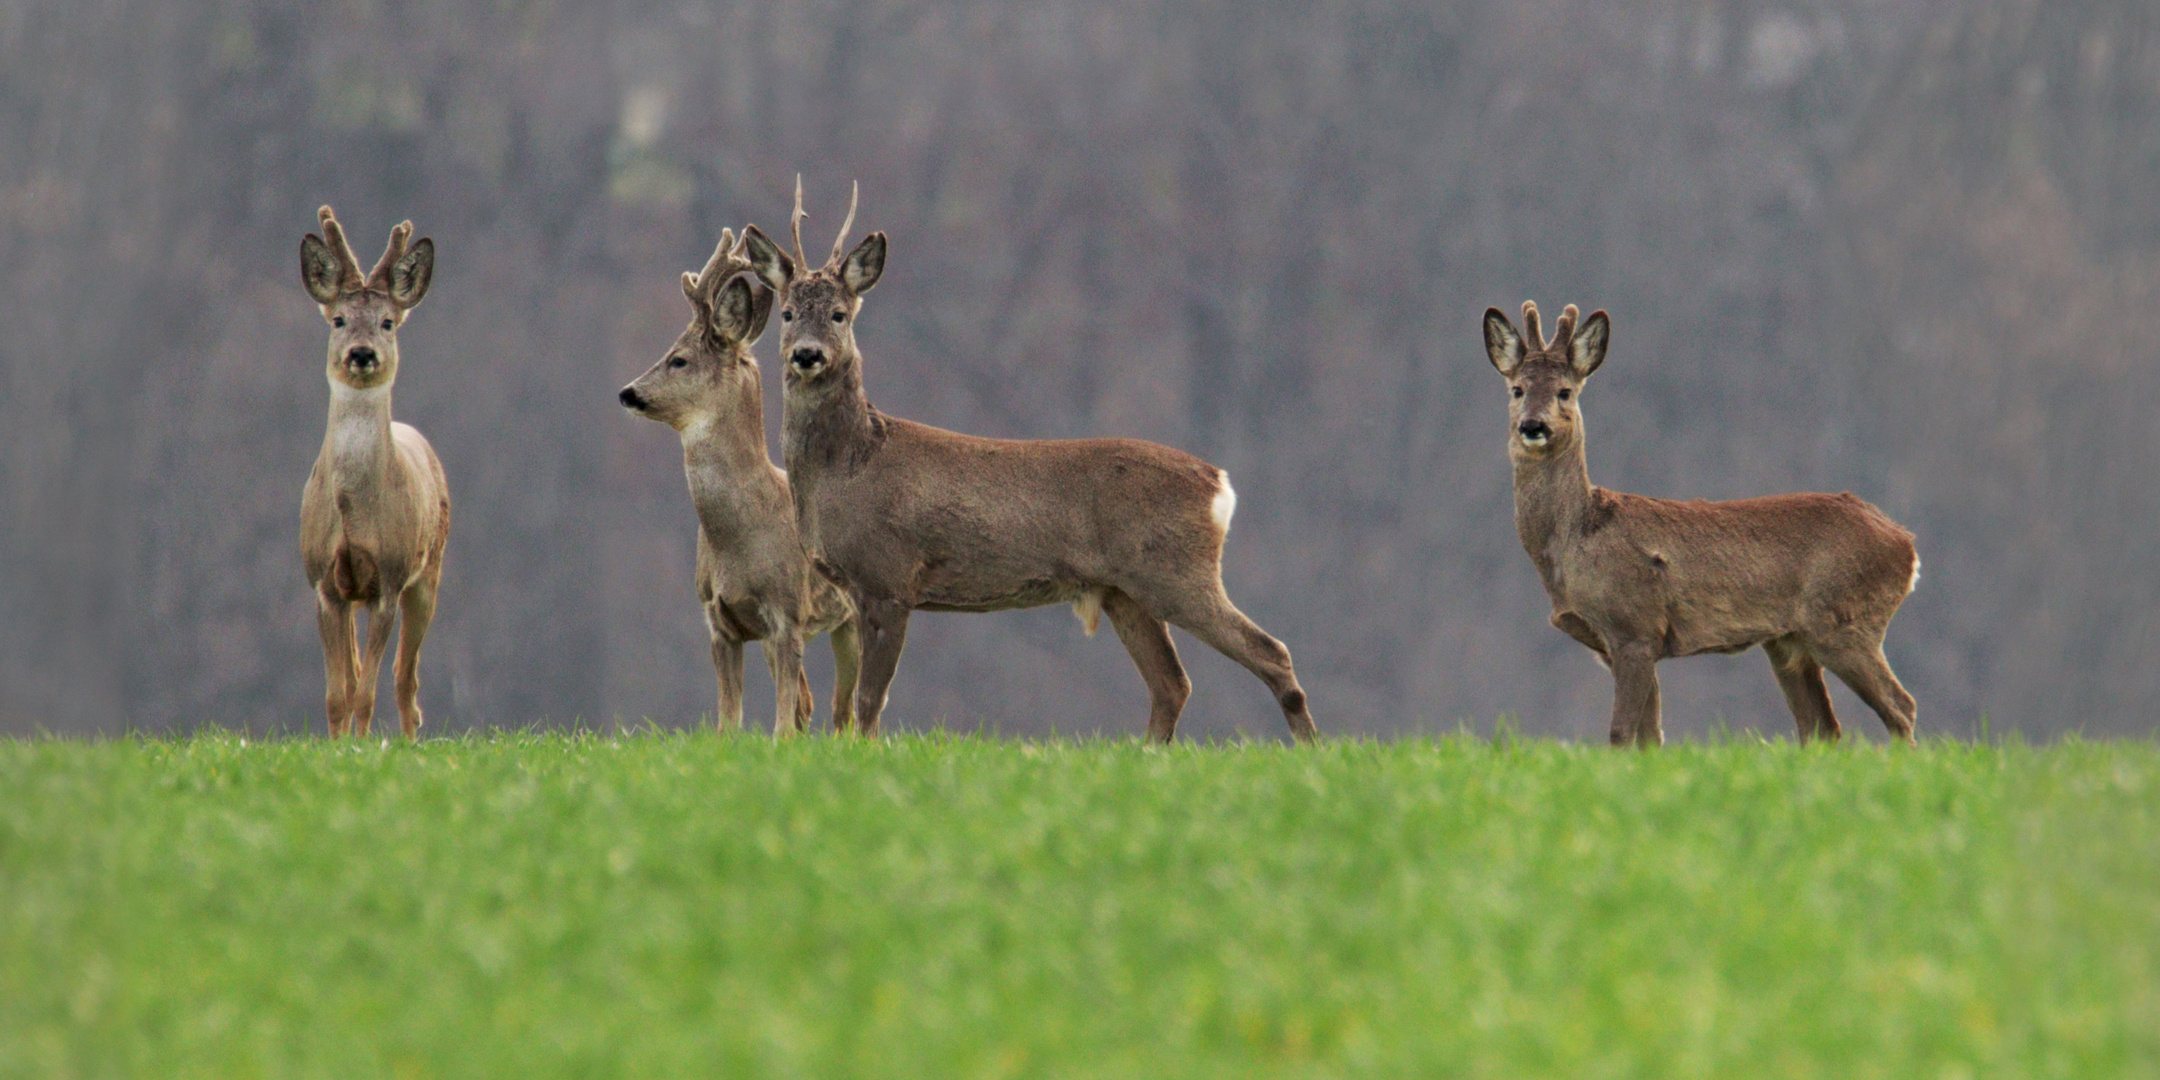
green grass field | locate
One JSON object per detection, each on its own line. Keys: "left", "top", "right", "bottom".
{"left": 2, "top": 733, "right": 2155, "bottom": 1079}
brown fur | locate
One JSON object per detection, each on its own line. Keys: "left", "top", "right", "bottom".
{"left": 1485, "top": 301, "right": 1919, "bottom": 747}
{"left": 298, "top": 207, "right": 449, "bottom": 738}
{"left": 619, "top": 229, "right": 859, "bottom": 736}
{"left": 740, "top": 183, "right": 1316, "bottom": 742}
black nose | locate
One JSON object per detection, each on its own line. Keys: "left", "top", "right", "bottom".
{"left": 790, "top": 347, "right": 823, "bottom": 369}
{"left": 347, "top": 346, "right": 377, "bottom": 367}
{"left": 1518, "top": 419, "right": 1551, "bottom": 440}
{"left": 618, "top": 386, "right": 644, "bottom": 410}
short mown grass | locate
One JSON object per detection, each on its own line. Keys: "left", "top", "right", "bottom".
{"left": 1, "top": 732, "right": 2155, "bottom": 1078}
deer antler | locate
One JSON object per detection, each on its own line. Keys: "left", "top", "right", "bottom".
{"left": 826, "top": 180, "right": 859, "bottom": 270}
{"left": 366, "top": 221, "right": 414, "bottom": 293}
{"left": 1552, "top": 304, "right": 1580, "bottom": 352}
{"left": 690, "top": 227, "right": 748, "bottom": 289}
{"left": 790, "top": 174, "right": 810, "bottom": 271}
{"left": 317, "top": 206, "right": 366, "bottom": 294}
{"left": 1521, "top": 300, "right": 1546, "bottom": 352}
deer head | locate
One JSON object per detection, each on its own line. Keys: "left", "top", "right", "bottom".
{"left": 739, "top": 178, "right": 885, "bottom": 396}
{"left": 618, "top": 228, "right": 775, "bottom": 429}
{"left": 300, "top": 206, "right": 434, "bottom": 391}
{"left": 1483, "top": 300, "right": 1610, "bottom": 459}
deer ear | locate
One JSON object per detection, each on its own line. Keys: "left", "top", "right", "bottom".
{"left": 1484, "top": 307, "right": 1524, "bottom": 375}
{"left": 744, "top": 281, "right": 774, "bottom": 345}
{"left": 709, "top": 275, "right": 762, "bottom": 344}
{"left": 841, "top": 232, "right": 885, "bottom": 295}
{"left": 1569, "top": 309, "right": 1609, "bottom": 378}
{"left": 390, "top": 237, "right": 434, "bottom": 309}
{"left": 740, "top": 226, "right": 794, "bottom": 293}
{"left": 301, "top": 234, "right": 343, "bottom": 305}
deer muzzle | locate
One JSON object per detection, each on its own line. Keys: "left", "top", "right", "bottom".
{"left": 1518, "top": 419, "right": 1552, "bottom": 446}
{"left": 346, "top": 345, "right": 380, "bottom": 372}
{"left": 789, "top": 345, "right": 825, "bottom": 371}
{"left": 618, "top": 385, "right": 646, "bottom": 412}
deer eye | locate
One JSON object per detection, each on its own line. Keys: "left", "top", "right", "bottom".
{"left": 1511, "top": 386, "right": 1524, "bottom": 399}
{"left": 668, "top": 356, "right": 688, "bottom": 370}
{"left": 1557, "top": 388, "right": 1572, "bottom": 401}
{"left": 831, "top": 310, "right": 846, "bottom": 324}
{"left": 332, "top": 316, "right": 345, "bottom": 328}
{"left": 781, "top": 309, "right": 794, "bottom": 322}
{"left": 380, "top": 318, "right": 394, "bottom": 331}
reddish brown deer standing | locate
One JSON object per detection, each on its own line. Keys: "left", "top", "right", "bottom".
{"left": 1485, "top": 301, "right": 1919, "bottom": 747}
{"left": 619, "top": 229, "right": 860, "bottom": 736}
{"left": 299, "top": 207, "right": 449, "bottom": 738}
{"left": 738, "top": 182, "right": 1317, "bottom": 742}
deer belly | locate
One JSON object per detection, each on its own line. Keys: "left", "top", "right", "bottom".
{"left": 918, "top": 577, "right": 1078, "bottom": 613}
{"left": 1664, "top": 610, "right": 1777, "bottom": 658}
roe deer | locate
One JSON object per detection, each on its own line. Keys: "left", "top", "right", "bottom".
{"left": 739, "top": 181, "right": 1317, "bottom": 743}
{"left": 619, "top": 228, "right": 860, "bottom": 735}
{"left": 1484, "top": 301, "right": 1919, "bottom": 747}
{"left": 299, "top": 207, "right": 449, "bottom": 738}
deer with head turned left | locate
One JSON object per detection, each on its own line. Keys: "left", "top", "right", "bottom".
{"left": 1485, "top": 301, "right": 1919, "bottom": 748}
{"left": 299, "top": 206, "right": 449, "bottom": 738}
{"left": 618, "top": 228, "right": 860, "bottom": 736}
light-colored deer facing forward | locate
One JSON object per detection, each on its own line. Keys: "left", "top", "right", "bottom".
{"left": 299, "top": 207, "right": 449, "bottom": 738}
{"left": 1485, "top": 301, "right": 1918, "bottom": 747}
{"left": 619, "top": 229, "right": 859, "bottom": 736}
{"left": 740, "top": 182, "right": 1317, "bottom": 743}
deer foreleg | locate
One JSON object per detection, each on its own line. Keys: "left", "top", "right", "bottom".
{"left": 393, "top": 574, "right": 438, "bottom": 739}
{"left": 828, "top": 619, "right": 861, "bottom": 734}
{"left": 351, "top": 600, "right": 399, "bottom": 738}
{"left": 765, "top": 625, "right": 808, "bottom": 739}
{"left": 1609, "top": 642, "right": 1663, "bottom": 748}
{"left": 851, "top": 599, "right": 912, "bottom": 738}
{"left": 316, "top": 593, "right": 358, "bottom": 737}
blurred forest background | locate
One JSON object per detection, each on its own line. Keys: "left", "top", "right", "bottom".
{"left": 3, "top": 0, "right": 2156, "bottom": 740}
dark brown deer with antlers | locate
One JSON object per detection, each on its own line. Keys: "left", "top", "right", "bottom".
{"left": 299, "top": 207, "right": 449, "bottom": 738}
{"left": 1485, "top": 301, "right": 1919, "bottom": 747}
{"left": 618, "top": 229, "right": 859, "bottom": 736}
{"left": 738, "top": 182, "right": 1317, "bottom": 743}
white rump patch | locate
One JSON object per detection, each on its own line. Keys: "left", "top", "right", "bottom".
{"left": 1909, "top": 553, "right": 1922, "bottom": 594}
{"left": 1072, "top": 589, "right": 1104, "bottom": 637}
{"left": 1211, "top": 472, "right": 1237, "bottom": 533}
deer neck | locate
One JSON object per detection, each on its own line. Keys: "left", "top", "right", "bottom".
{"left": 1512, "top": 434, "right": 1596, "bottom": 587}
{"left": 782, "top": 362, "right": 883, "bottom": 480}
{"left": 679, "top": 387, "right": 777, "bottom": 520}
{"left": 325, "top": 382, "right": 403, "bottom": 499}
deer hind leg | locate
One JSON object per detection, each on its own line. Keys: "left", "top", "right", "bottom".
{"left": 1814, "top": 636, "right": 1917, "bottom": 744}
{"left": 827, "top": 619, "right": 861, "bottom": 734}
{"left": 1102, "top": 590, "right": 1191, "bottom": 744}
{"left": 1156, "top": 586, "right": 1316, "bottom": 743}
{"left": 850, "top": 598, "right": 913, "bottom": 738}
{"left": 392, "top": 573, "right": 439, "bottom": 740}
{"left": 1609, "top": 641, "right": 1663, "bottom": 748}
{"left": 1763, "top": 636, "right": 1840, "bottom": 743}
{"left": 316, "top": 593, "right": 358, "bottom": 737}
{"left": 351, "top": 600, "right": 400, "bottom": 738}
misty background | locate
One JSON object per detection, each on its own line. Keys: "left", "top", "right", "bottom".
{"left": 3, "top": 0, "right": 2155, "bottom": 740}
